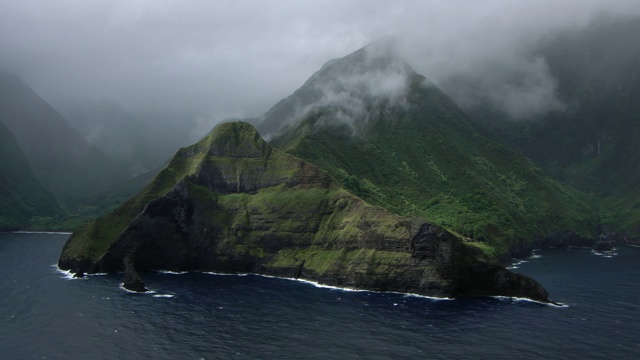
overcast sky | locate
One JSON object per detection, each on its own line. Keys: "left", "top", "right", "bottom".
{"left": 1, "top": 0, "right": 639, "bottom": 123}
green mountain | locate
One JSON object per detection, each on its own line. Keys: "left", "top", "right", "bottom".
{"left": 261, "top": 44, "right": 598, "bottom": 258}
{"left": 0, "top": 73, "right": 128, "bottom": 208}
{"left": 460, "top": 15, "right": 640, "bottom": 241}
{"left": 0, "top": 120, "right": 61, "bottom": 230}
{"left": 59, "top": 121, "right": 549, "bottom": 301}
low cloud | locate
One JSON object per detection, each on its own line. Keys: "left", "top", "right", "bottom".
{"left": 440, "top": 55, "right": 565, "bottom": 119}
{"left": 258, "top": 41, "right": 415, "bottom": 138}
{"left": 1, "top": 0, "right": 639, "bottom": 134}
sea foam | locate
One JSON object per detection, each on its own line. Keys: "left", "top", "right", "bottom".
{"left": 492, "top": 295, "right": 569, "bottom": 308}
{"left": 14, "top": 231, "right": 72, "bottom": 235}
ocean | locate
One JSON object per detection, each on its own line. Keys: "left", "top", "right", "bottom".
{"left": 1, "top": 232, "right": 639, "bottom": 359}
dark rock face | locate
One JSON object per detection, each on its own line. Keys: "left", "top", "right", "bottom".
{"left": 593, "top": 241, "right": 614, "bottom": 252}
{"left": 542, "top": 231, "right": 594, "bottom": 248}
{"left": 498, "top": 230, "right": 597, "bottom": 264}
{"left": 461, "top": 264, "right": 549, "bottom": 302}
{"left": 122, "top": 257, "right": 147, "bottom": 293}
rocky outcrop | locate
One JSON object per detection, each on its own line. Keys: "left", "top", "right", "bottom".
{"left": 59, "top": 121, "right": 551, "bottom": 302}
{"left": 122, "top": 256, "right": 147, "bottom": 292}
{"left": 593, "top": 241, "right": 614, "bottom": 252}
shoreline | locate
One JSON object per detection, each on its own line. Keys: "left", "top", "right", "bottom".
{"left": 12, "top": 230, "right": 72, "bottom": 235}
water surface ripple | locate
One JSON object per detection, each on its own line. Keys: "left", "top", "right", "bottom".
{"left": 1, "top": 233, "right": 639, "bottom": 359}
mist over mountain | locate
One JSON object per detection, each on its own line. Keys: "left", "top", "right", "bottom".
{"left": 61, "top": 101, "right": 199, "bottom": 176}
{"left": 257, "top": 41, "right": 414, "bottom": 138}
{"left": 2, "top": 1, "right": 639, "bottom": 125}
{"left": 448, "top": 15, "right": 640, "bottom": 238}
{"left": 0, "top": 73, "right": 129, "bottom": 208}
{"left": 441, "top": 14, "right": 640, "bottom": 122}
{"left": 0, "top": 120, "right": 60, "bottom": 229}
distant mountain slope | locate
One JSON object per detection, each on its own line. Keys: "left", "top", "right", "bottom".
{"left": 458, "top": 15, "right": 640, "bottom": 239}
{"left": 261, "top": 44, "right": 598, "bottom": 257}
{"left": 0, "top": 120, "right": 60, "bottom": 229}
{"left": 0, "top": 74, "right": 127, "bottom": 207}
{"left": 61, "top": 101, "right": 197, "bottom": 176}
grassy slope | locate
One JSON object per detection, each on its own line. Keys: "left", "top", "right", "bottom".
{"left": 211, "top": 182, "right": 414, "bottom": 275}
{"left": 271, "top": 76, "right": 597, "bottom": 256}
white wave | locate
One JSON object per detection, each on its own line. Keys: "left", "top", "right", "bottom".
{"left": 196, "top": 271, "right": 453, "bottom": 300}
{"left": 591, "top": 249, "right": 618, "bottom": 257}
{"left": 156, "top": 270, "right": 188, "bottom": 275}
{"left": 152, "top": 294, "right": 175, "bottom": 298}
{"left": 118, "top": 284, "right": 176, "bottom": 298}
{"left": 118, "top": 284, "right": 156, "bottom": 294}
{"left": 201, "top": 271, "right": 249, "bottom": 276}
{"left": 232, "top": 273, "right": 453, "bottom": 300}
{"left": 14, "top": 231, "right": 72, "bottom": 235}
{"left": 492, "top": 295, "right": 568, "bottom": 308}
{"left": 96, "top": 267, "right": 533, "bottom": 303}
{"left": 52, "top": 265, "right": 77, "bottom": 280}
{"left": 507, "top": 259, "right": 528, "bottom": 269}
{"left": 507, "top": 251, "right": 542, "bottom": 269}
{"left": 400, "top": 292, "right": 454, "bottom": 301}
{"left": 51, "top": 264, "right": 107, "bottom": 279}
{"left": 270, "top": 275, "right": 370, "bottom": 292}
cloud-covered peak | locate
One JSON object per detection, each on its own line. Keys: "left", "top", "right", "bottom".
{"left": 306, "top": 39, "right": 413, "bottom": 95}
{"left": 257, "top": 41, "right": 418, "bottom": 138}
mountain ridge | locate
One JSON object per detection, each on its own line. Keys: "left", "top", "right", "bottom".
{"left": 58, "top": 121, "right": 550, "bottom": 301}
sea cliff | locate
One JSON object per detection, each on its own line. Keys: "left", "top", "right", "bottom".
{"left": 59, "top": 122, "right": 549, "bottom": 302}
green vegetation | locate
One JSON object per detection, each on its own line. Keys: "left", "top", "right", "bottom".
{"left": 466, "top": 16, "right": 640, "bottom": 239}
{"left": 270, "top": 75, "right": 598, "bottom": 257}
{"left": 62, "top": 121, "right": 335, "bottom": 263}
{"left": 270, "top": 246, "right": 411, "bottom": 275}
{"left": 59, "top": 121, "right": 429, "bottom": 277}
{"left": 56, "top": 114, "right": 552, "bottom": 301}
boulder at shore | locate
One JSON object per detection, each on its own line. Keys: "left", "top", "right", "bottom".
{"left": 122, "top": 257, "right": 147, "bottom": 293}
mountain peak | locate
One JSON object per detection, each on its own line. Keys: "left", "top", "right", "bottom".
{"left": 199, "top": 121, "right": 269, "bottom": 158}
{"left": 314, "top": 39, "right": 411, "bottom": 79}
{"left": 256, "top": 42, "right": 418, "bottom": 137}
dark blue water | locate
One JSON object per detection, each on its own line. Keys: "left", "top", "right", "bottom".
{"left": 1, "top": 233, "right": 639, "bottom": 359}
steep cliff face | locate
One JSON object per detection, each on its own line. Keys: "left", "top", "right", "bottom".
{"left": 59, "top": 121, "right": 549, "bottom": 301}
